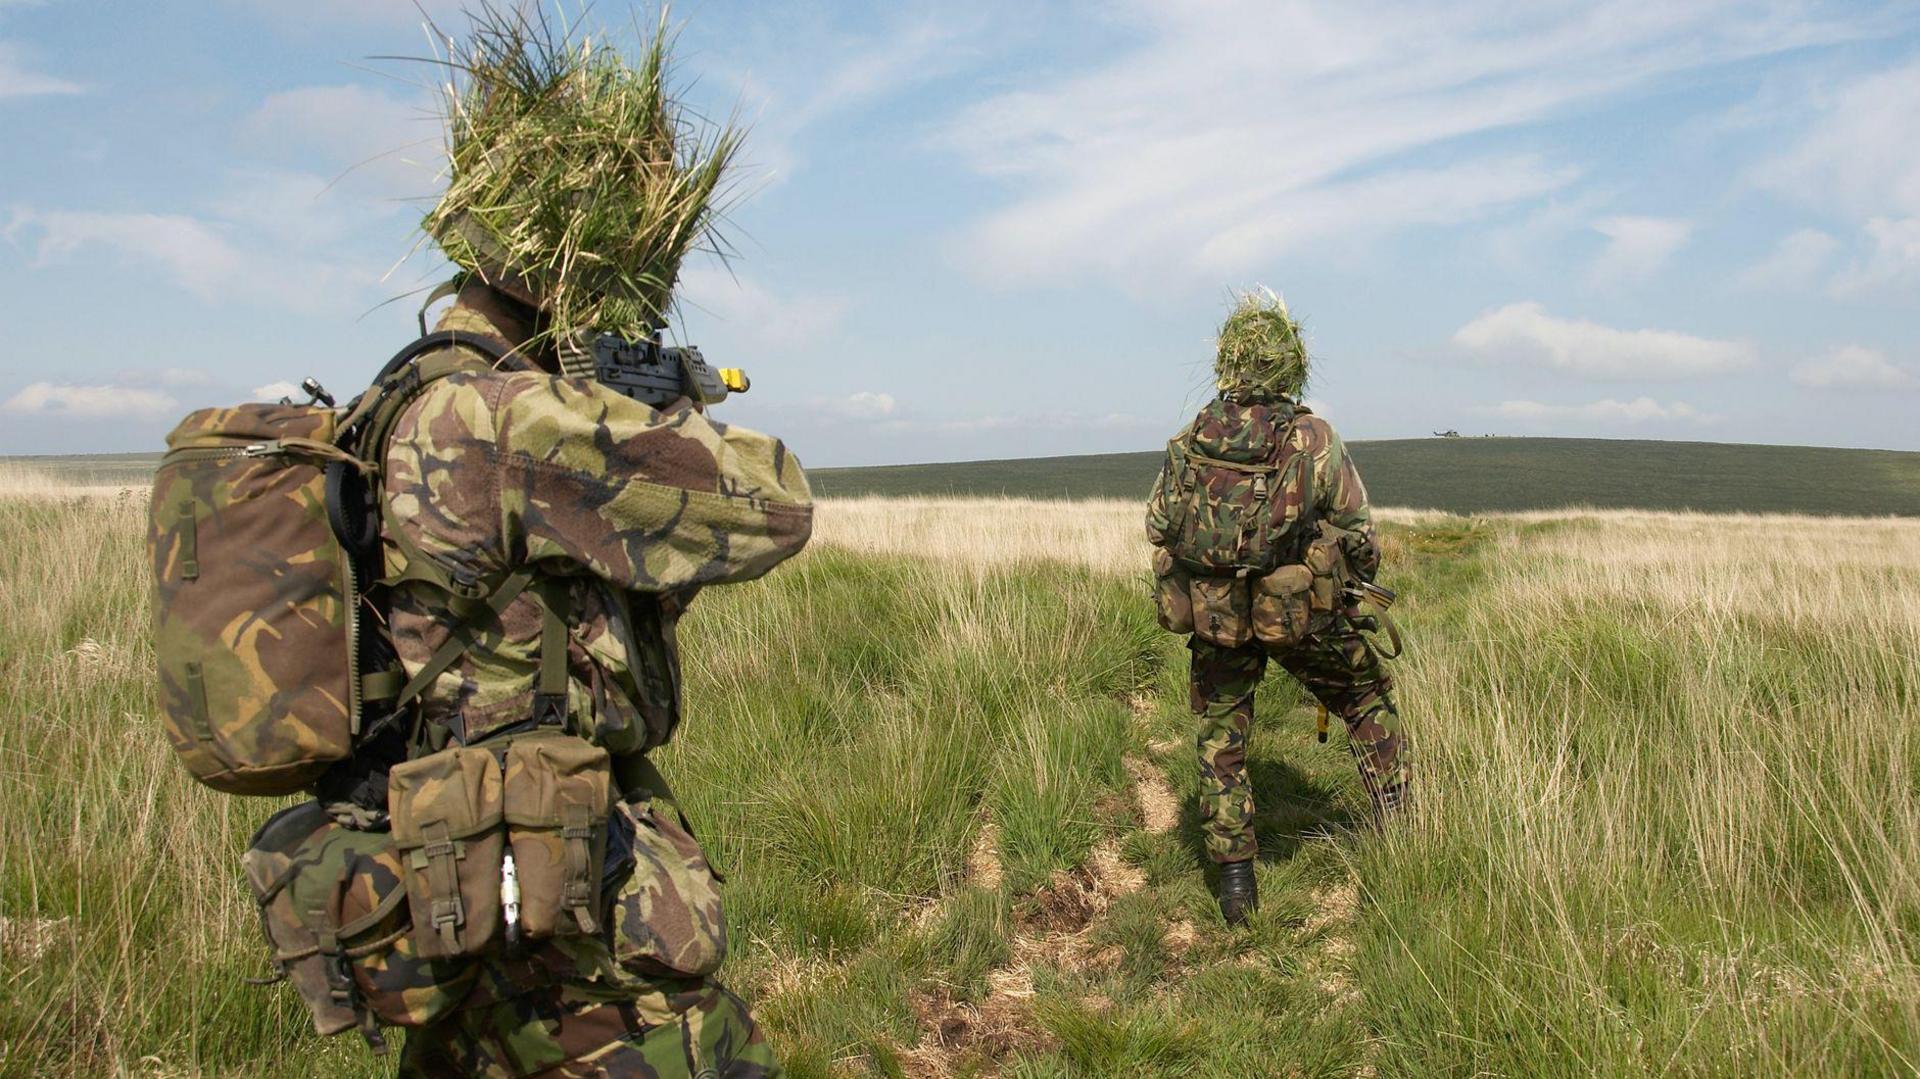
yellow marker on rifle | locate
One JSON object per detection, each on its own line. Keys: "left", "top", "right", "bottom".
{"left": 718, "top": 368, "right": 750, "bottom": 393}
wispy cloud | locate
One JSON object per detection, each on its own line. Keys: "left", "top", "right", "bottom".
{"left": 1756, "top": 58, "right": 1920, "bottom": 219}
{"left": 1588, "top": 216, "right": 1692, "bottom": 286}
{"left": 1454, "top": 302, "right": 1754, "bottom": 380}
{"left": 942, "top": 0, "right": 1879, "bottom": 287}
{"left": 1829, "top": 216, "right": 1920, "bottom": 297}
{"left": 1737, "top": 227, "right": 1838, "bottom": 291}
{"left": 1790, "top": 344, "right": 1917, "bottom": 390}
{"left": 0, "top": 41, "right": 80, "bottom": 99}
{"left": 2, "top": 381, "right": 178, "bottom": 419}
{"left": 677, "top": 265, "right": 851, "bottom": 349}
{"left": 239, "top": 84, "right": 443, "bottom": 194}
{"left": 6, "top": 201, "right": 380, "bottom": 310}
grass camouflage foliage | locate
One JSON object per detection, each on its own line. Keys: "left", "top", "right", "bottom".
{"left": 1214, "top": 288, "right": 1309, "bottom": 400}
{"left": 422, "top": 4, "right": 741, "bottom": 344}
{"left": 1, "top": 487, "right": 1916, "bottom": 1076}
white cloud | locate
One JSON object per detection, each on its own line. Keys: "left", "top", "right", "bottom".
{"left": 6, "top": 194, "right": 385, "bottom": 310}
{"left": 1737, "top": 227, "right": 1838, "bottom": 291}
{"left": 1830, "top": 216, "right": 1920, "bottom": 297}
{"left": 1758, "top": 59, "right": 1920, "bottom": 218}
{"left": 832, "top": 391, "right": 898, "bottom": 419}
{"left": 2, "top": 382, "right": 178, "bottom": 419}
{"left": 1486, "top": 397, "right": 1714, "bottom": 423}
{"left": 1454, "top": 302, "right": 1754, "bottom": 381}
{"left": 676, "top": 266, "right": 850, "bottom": 349}
{"left": 0, "top": 41, "right": 81, "bottom": 99}
{"left": 1588, "top": 216, "right": 1692, "bottom": 285}
{"left": 942, "top": 0, "right": 1878, "bottom": 287}
{"left": 1790, "top": 345, "right": 1916, "bottom": 390}
{"left": 240, "top": 84, "right": 441, "bottom": 193}
{"left": 252, "top": 380, "right": 302, "bottom": 402}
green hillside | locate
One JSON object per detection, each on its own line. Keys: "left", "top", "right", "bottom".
{"left": 13, "top": 438, "right": 1920, "bottom": 515}
{"left": 811, "top": 438, "right": 1920, "bottom": 516}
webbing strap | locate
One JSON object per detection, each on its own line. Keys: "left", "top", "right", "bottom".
{"left": 394, "top": 569, "right": 537, "bottom": 712}
{"left": 532, "top": 581, "right": 572, "bottom": 727}
{"left": 560, "top": 802, "right": 598, "bottom": 933}
{"left": 176, "top": 499, "right": 199, "bottom": 580}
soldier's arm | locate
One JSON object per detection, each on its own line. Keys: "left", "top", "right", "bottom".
{"left": 1316, "top": 425, "right": 1381, "bottom": 579}
{"left": 1144, "top": 458, "right": 1175, "bottom": 547}
{"left": 491, "top": 373, "right": 814, "bottom": 592}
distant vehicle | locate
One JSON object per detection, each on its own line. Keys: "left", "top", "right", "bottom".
{"left": 1433, "top": 429, "right": 1461, "bottom": 438}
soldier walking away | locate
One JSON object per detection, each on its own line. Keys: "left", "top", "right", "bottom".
{"left": 1144, "top": 289, "right": 1408, "bottom": 926}
{"left": 146, "top": 7, "right": 807, "bottom": 1076}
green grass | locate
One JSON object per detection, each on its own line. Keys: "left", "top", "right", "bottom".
{"left": 808, "top": 439, "right": 1920, "bottom": 516}
{"left": 2, "top": 495, "right": 1916, "bottom": 1076}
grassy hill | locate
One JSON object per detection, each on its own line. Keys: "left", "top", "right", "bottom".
{"left": 811, "top": 438, "right": 1920, "bottom": 516}
{"left": 12, "top": 437, "right": 1920, "bottom": 516}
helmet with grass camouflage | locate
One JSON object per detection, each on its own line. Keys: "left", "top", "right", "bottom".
{"left": 1214, "top": 287, "right": 1308, "bottom": 400}
{"left": 423, "top": 6, "right": 739, "bottom": 346}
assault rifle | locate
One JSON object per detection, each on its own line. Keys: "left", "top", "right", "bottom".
{"left": 573, "top": 333, "right": 750, "bottom": 408}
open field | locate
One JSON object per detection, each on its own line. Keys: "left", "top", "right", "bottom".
{"left": 2, "top": 488, "right": 1916, "bottom": 1076}
{"left": 807, "top": 439, "right": 1920, "bottom": 517}
{"left": 17, "top": 435, "right": 1920, "bottom": 516}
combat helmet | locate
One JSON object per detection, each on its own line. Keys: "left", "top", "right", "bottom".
{"left": 423, "top": 5, "right": 739, "bottom": 375}
{"left": 1214, "top": 287, "right": 1308, "bottom": 401}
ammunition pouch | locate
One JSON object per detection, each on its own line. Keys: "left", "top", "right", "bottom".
{"left": 388, "top": 745, "right": 506, "bottom": 959}
{"left": 243, "top": 802, "right": 479, "bottom": 1046}
{"left": 609, "top": 796, "right": 728, "bottom": 978}
{"left": 502, "top": 733, "right": 614, "bottom": 938}
{"left": 1188, "top": 576, "right": 1254, "bottom": 648}
{"left": 1150, "top": 548, "right": 1195, "bottom": 635}
{"left": 1252, "top": 564, "right": 1313, "bottom": 649}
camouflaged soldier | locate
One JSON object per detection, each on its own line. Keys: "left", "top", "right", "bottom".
{"left": 346, "top": 11, "right": 796, "bottom": 1076}
{"left": 1145, "top": 290, "right": 1407, "bottom": 926}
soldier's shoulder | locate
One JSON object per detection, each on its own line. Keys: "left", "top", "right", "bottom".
{"left": 1289, "top": 410, "right": 1343, "bottom": 450}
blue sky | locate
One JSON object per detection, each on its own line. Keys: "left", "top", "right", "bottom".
{"left": 2, "top": 0, "right": 1917, "bottom": 465}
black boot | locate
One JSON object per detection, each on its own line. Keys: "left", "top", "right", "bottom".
{"left": 1217, "top": 859, "right": 1257, "bottom": 926}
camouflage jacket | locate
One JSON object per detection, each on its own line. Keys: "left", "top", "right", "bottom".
{"left": 1145, "top": 396, "right": 1373, "bottom": 550}
{"left": 381, "top": 285, "right": 814, "bottom": 754}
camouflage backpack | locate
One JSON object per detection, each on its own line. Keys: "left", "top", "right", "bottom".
{"left": 146, "top": 331, "right": 514, "bottom": 796}
{"left": 1156, "top": 397, "right": 1315, "bottom": 577}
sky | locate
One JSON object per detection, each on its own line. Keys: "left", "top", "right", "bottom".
{"left": 1, "top": 0, "right": 1917, "bottom": 466}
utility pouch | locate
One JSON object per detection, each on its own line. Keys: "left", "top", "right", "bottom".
{"left": 503, "top": 733, "right": 614, "bottom": 939}
{"left": 244, "top": 802, "right": 476, "bottom": 1043}
{"left": 1252, "top": 564, "right": 1313, "bottom": 649}
{"left": 1188, "top": 576, "right": 1253, "bottom": 648}
{"left": 1150, "top": 547, "right": 1195, "bottom": 634}
{"left": 609, "top": 798, "right": 728, "bottom": 978}
{"left": 388, "top": 745, "right": 505, "bottom": 960}
{"left": 1303, "top": 532, "right": 1347, "bottom": 615}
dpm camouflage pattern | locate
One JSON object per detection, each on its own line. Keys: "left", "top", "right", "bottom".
{"left": 382, "top": 292, "right": 814, "bottom": 749}
{"left": 610, "top": 799, "right": 727, "bottom": 979}
{"left": 148, "top": 404, "right": 358, "bottom": 794}
{"left": 1189, "top": 626, "right": 1407, "bottom": 863}
{"left": 244, "top": 800, "right": 478, "bottom": 1036}
{"left": 1146, "top": 399, "right": 1375, "bottom": 580}
{"left": 398, "top": 981, "right": 778, "bottom": 1078}
{"left": 372, "top": 287, "right": 806, "bottom": 1075}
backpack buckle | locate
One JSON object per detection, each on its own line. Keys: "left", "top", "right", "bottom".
{"left": 531, "top": 692, "right": 568, "bottom": 728}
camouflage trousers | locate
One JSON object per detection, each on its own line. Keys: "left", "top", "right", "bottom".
{"left": 399, "top": 978, "right": 780, "bottom": 1078}
{"left": 1189, "top": 620, "right": 1408, "bottom": 863}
